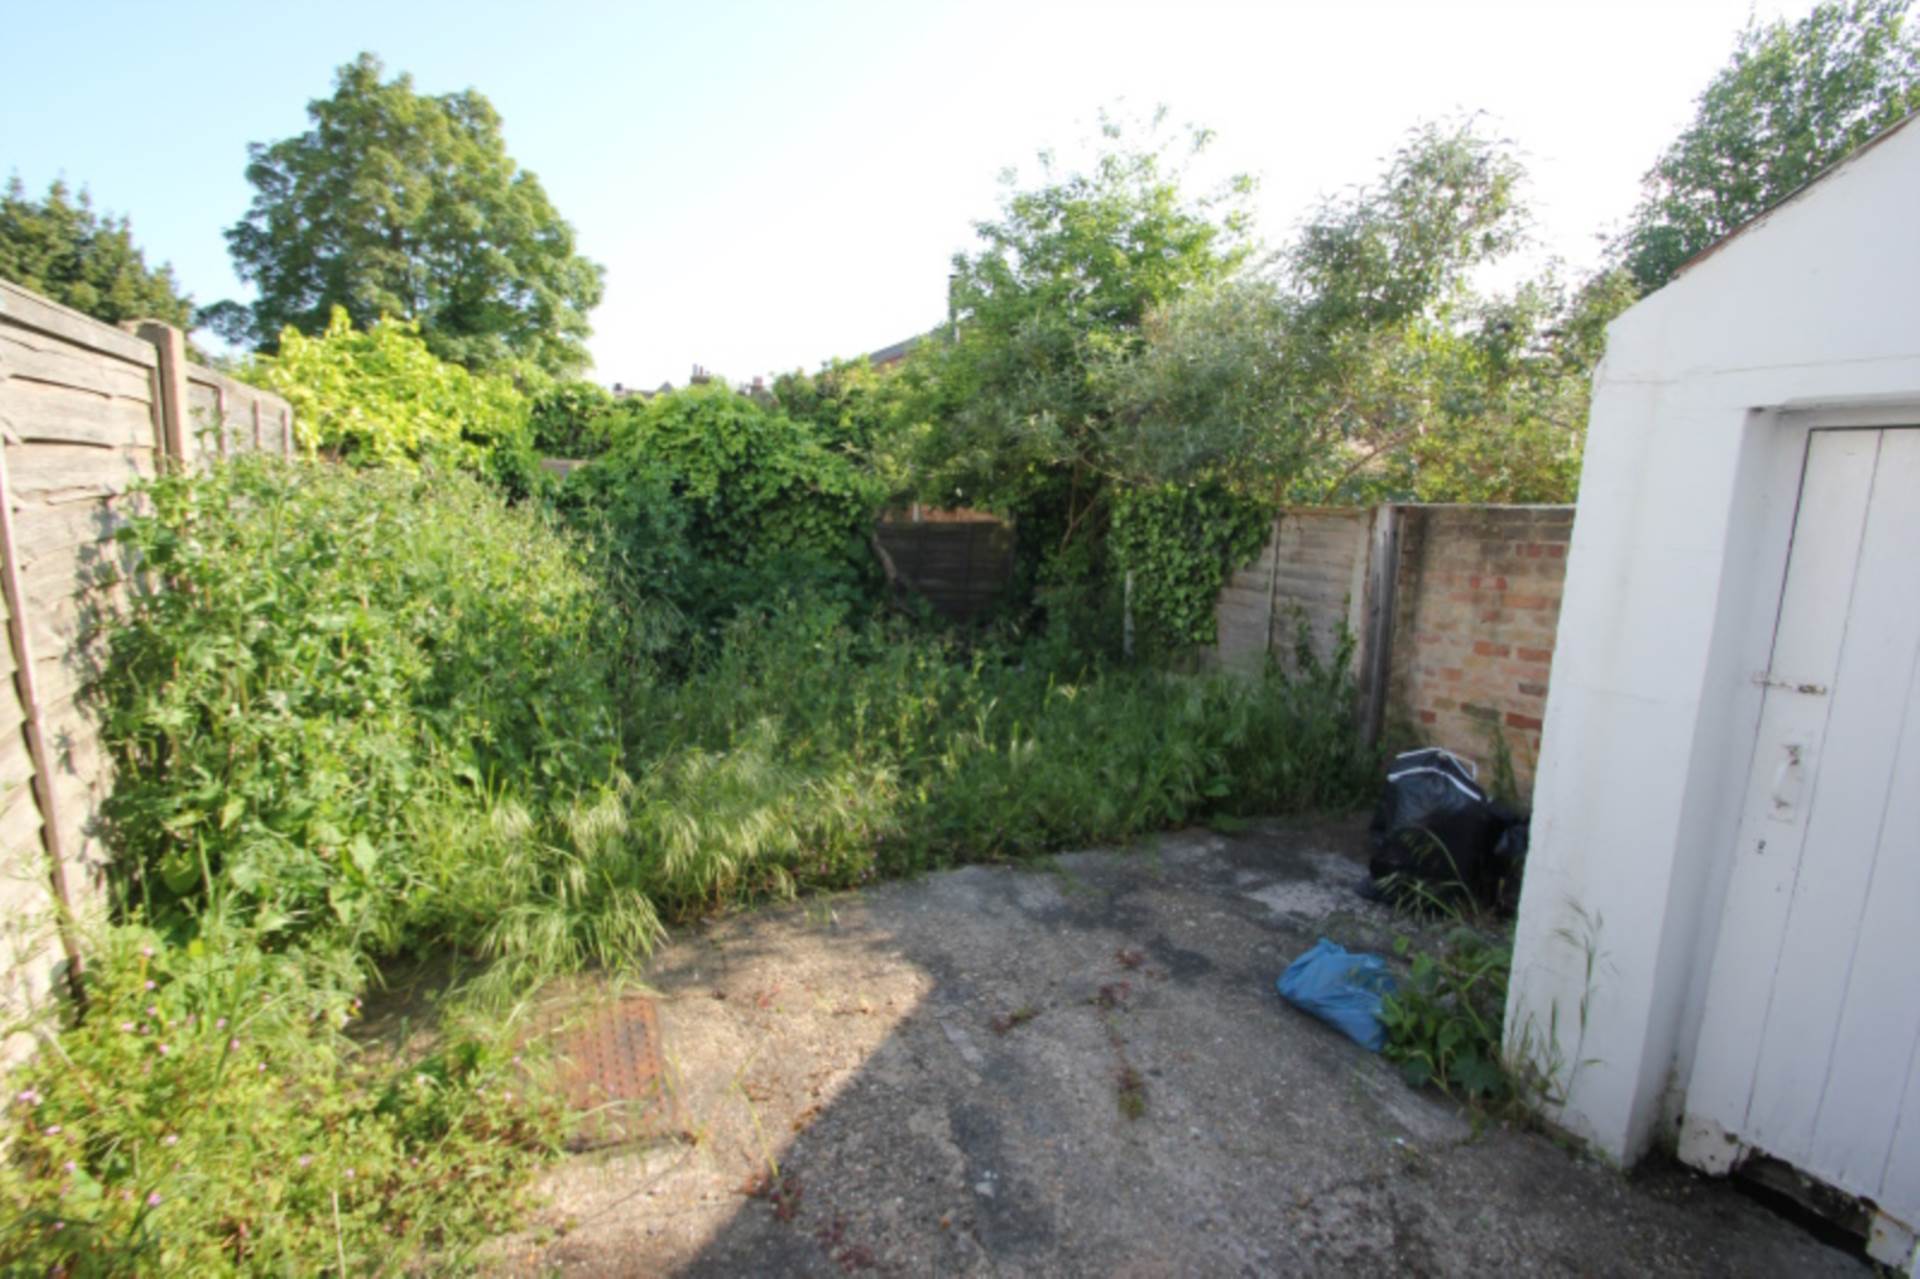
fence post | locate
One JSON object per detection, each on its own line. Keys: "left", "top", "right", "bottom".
{"left": 1262, "top": 512, "right": 1284, "bottom": 659}
{"left": 135, "top": 321, "right": 189, "bottom": 466}
{"left": 1357, "top": 505, "right": 1403, "bottom": 745}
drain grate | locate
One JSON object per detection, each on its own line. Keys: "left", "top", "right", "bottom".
{"left": 546, "top": 995, "right": 671, "bottom": 1151}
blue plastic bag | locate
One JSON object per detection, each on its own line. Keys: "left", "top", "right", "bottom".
{"left": 1276, "top": 938, "right": 1397, "bottom": 1052}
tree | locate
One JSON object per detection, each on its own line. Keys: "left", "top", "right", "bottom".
{"left": 1619, "top": 0, "right": 1920, "bottom": 292}
{"left": 905, "top": 115, "right": 1254, "bottom": 551}
{"left": 0, "top": 177, "right": 193, "bottom": 327}
{"left": 1098, "top": 120, "right": 1608, "bottom": 507}
{"left": 220, "top": 53, "right": 604, "bottom": 376}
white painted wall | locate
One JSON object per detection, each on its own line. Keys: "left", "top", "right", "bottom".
{"left": 1506, "top": 116, "right": 1920, "bottom": 1164}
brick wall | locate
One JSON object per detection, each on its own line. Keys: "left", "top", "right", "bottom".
{"left": 1384, "top": 506, "right": 1573, "bottom": 797}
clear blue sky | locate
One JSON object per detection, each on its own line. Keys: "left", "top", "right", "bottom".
{"left": 3, "top": 0, "right": 1795, "bottom": 388}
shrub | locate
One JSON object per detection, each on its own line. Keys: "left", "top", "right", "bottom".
{"left": 528, "top": 378, "right": 620, "bottom": 458}
{"left": 569, "top": 382, "right": 885, "bottom": 625}
{"left": 0, "top": 928, "right": 560, "bottom": 1274}
{"left": 245, "top": 308, "right": 542, "bottom": 492}
{"left": 93, "top": 456, "right": 643, "bottom": 976}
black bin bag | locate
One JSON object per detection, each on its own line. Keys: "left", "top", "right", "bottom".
{"left": 1366, "top": 748, "right": 1519, "bottom": 910}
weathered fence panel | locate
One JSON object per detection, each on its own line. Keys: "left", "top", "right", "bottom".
{"left": 874, "top": 512, "right": 1015, "bottom": 622}
{"left": 0, "top": 279, "right": 293, "bottom": 1067}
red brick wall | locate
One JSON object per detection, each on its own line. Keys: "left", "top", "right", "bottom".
{"left": 1385, "top": 506, "right": 1573, "bottom": 799}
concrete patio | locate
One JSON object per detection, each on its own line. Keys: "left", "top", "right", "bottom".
{"left": 492, "top": 817, "right": 1865, "bottom": 1276}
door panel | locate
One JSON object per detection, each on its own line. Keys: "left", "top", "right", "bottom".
{"left": 1684, "top": 428, "right": 1920, "bottom": 1234}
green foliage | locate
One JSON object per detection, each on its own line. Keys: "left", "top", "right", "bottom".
{"left": 244, "top": 308, "right": 543, "bottom": 493}
{"left": 1619, "top": 0, "right": 1920, "bottom": 293}
{"left": 94, "top": 457, "right": 645, "bottom": 976}
{"left": 1108, "top": 483, "right": 1272, "bottom": 651}
{"left": 529, "top": 378, "right": 619, "bottom": 457}
{"left": 632, "top": 600, "right": 1379, "bottom": 886}
{"left": 0, "top": 178, "right": 193, "bottom": 328}
{"left": 1079, "top": 120, "right": 1602, "bottom": 512}
{"left": 900, "top": 114, "right": 1253, "bottom": 604}
{"left": 570, "top": 382, "right": 885, "bottom": 628}
{"left": 1380, "top": 926, "right": 1514, "bottom": 1102}
{"left": 0, "top": 928, "right": 560, "bottom": 1274}
{"left": 1275, "top": 121, "right": 1598, "bottom": 505}
{"left": 220, "top": 52, "right": 604, "bottom": 376}
{"left": 771, "top": 357, "right": 903, "bottom": 462}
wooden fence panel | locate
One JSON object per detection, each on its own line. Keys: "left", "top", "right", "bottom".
{"left": 0, "top": 279, "right": 293, "bottom": 1070}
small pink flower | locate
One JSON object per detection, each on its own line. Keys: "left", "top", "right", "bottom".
{"left": 146, "top": 1191, "right": 162, "bottom": 1207}
{"left": 144, "top": 980, "right": 156, "bottom": 991}
{"left": 297, "top": 1154, "right": 312, "bottom": 1168}
{"left": 256, "top": 1063, "right": 266, "bottom": 1073}
{"left": 343, "top": 1168, "right": 355, "bottom": 1180}
{"left": 156, "top": 1044, "right": 170, "bottom": 1057}
{"left": 145, "top": 1005, "right": 157, "bottom": 1017}
{"left": 229, "top": 1038, "right": 240, "bottom": 1052}
{"left": 162, "top": 1133, "right": 178, "bottom": 1146}
{"left": 215, "top": 1017, "right": 227, "bottom": 1030}
{"left": 141, "top": 946, "right": 154, "bottom": 959}
{"left": 51, "top": 1220, "right": 63, "bottom": 1232}
{"left": 43, "top": 1124, "right": 60, "bottom": 1135}
{"left": 63, "top": 1160, "right": 75, "bottom": 1173}
{"left": 119, "top": 1022, "right": 135, "bottom": 1033}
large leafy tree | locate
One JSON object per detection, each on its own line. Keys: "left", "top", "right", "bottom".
{"left": 0, "top": 177, "right": 193, "bottom": 327}
{"left": 1619, "top": 0, "right": 1920, "bottom": 293}
{"left": 218, "top": 53, "right": 604, "bottom": 376}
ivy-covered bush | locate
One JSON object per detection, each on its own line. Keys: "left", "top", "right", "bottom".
{"left": 529, "top": 377, "right": 620, "bottom": 458}
{"left": 568, "top": 382, "right": 886, "bottom": 628}
{"left": 246, "top": 308, "right": 544, "bottom": 495}
{"left": 1108, "top": 482, "right": 1272, "bottom": 653}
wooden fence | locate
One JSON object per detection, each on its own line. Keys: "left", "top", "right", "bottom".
{"left": 873, "top": 511, "right": 1015, "bottom": 622}
{"left": 0, "top": 280, "right": 293, "bottom": 1067}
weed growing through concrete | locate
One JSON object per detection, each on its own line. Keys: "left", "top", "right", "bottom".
{"left": 1116, "top": 1066, "right": 1149, "bottom": 1120}
{"left": 990, "top": 1005, "right": 1042, "bottom": 1035}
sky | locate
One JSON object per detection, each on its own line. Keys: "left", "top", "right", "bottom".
{"left": 3, "top": 0, "right": 1799, "bottom": 389}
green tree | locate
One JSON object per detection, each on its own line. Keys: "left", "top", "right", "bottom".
{"left": 219, "top": 53, "right": 604, "bottom": 376}
{"left": 0, "top": 177, "right": 193, "bottom": 327}
{"left": 1098, "top": 121, "right": 1608, "bottom": 507}
{"left": 905, "top": 116, "right": 1254, "bottom": 549}
{"left": 1619, "top": 0, "right": 1920, "bottom": 292}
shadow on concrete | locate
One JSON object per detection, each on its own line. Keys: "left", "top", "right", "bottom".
{"left": 495, "top": 816, "right": 1865, "bottom": 1278}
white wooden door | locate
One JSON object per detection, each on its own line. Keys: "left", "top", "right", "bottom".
{"left": 1680, "top": 427, "right": 1920, "bottom": 1264}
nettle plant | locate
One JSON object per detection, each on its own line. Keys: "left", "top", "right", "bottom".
{"left": 0, "top": 928, "right": 560, "bottom": 1274}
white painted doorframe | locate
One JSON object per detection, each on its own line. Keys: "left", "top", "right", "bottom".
{"left": 1680, "top": 418, "right": 1920, "bottom": 1269}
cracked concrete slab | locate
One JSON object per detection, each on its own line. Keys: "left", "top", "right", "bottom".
{"left": 489, "top": 815, "right": 1866, "bottom": 1277}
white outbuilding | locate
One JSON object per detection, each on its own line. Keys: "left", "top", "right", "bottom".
{"left": 1506, "top": 113, "right": 1920, "bottom": 1270}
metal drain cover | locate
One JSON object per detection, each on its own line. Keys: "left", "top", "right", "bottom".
{"left": 546, "top": 995, "right": 671, "bottom": 1151}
